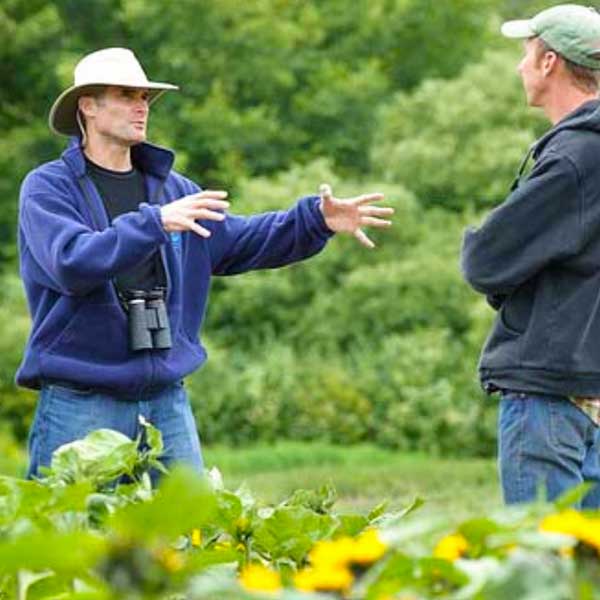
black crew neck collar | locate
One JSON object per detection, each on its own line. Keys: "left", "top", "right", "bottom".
{"left": 85, "top": 156, "right": 136, "bottom": 177}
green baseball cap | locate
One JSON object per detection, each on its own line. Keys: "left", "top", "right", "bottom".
{"left": 501, "top": 4, "right": 600, "bottom": 69}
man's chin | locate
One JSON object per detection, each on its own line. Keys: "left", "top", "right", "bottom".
{"left": 126, "top": 131, "right": 147, "bottom": 146}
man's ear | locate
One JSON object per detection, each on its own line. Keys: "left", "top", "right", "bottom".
{"left": 542, "top": 50, "right": 560, "bottom": 77}
{"left": 78, "top": 95, "right": 97, "bottom": 120}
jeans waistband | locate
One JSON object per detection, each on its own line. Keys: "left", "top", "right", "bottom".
{"left": 41, "top": 378, "right": 184, "bottom": 397}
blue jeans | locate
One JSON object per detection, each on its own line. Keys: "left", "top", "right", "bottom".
{"left": 27, "top": 380, "right": 203, "bottom": 484}
{"left": 499, "top": 391, "right": 600, "bottom": 507}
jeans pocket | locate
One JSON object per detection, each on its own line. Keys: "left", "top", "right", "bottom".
{"left": 548, "top": 398, "right": 587, "bottom": 451}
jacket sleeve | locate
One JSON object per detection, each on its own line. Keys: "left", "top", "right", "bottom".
{"left": 461, "top": 151, "right": 583, "bottom": 296}
{"left": 20, "top": 171, "right": 170, "bottom": 295}
{"left": 207, "top": 195, "right": 334, "bottom": 276}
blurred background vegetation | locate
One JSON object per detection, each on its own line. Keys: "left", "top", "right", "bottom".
{"left": 0, "top": 0, "right": 566, "bottom": 461}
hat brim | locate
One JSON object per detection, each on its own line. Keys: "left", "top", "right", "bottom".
{"left": 49, "top": 81, "right": 179, "bottom": 137}
{"left": 501, "top": 19, "right": 536, "bottom": 39}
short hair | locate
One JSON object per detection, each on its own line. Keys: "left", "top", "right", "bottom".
{"left": 76, "top": 86, "right": 107, "bottom": 143}
{"left": 535, "top": 37, "right": 600, "bottom": 93}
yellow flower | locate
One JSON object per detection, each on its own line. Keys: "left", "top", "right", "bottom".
{"left": 294, "top": 565, "right": 354, "bottom": 593}
{"left": 433, "top": 533, "right": 469, "bottom": 561}
{"left": 540, "top": 509, "right": 600, "bottom": 553}
{"left": 309, "top": 529, "right": 387, "bottom": 570}
{"left": 156, "top": 547, "right": 185, "bottom": 572}
{"left": 309, "top": 537, "right": 356, "bottom": 568}
{"left": 239, "top": 563, "right": 282, "bottom": 594}
{"left": 190, "top": 528, "right": 202, "bottom": 547}
{"left": 352, "top": 529, "right": 388, "bottom": 565}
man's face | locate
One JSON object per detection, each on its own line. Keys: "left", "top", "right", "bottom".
{"left": 517, "top": 38, "right": 548, "bottom": 107}
{"left": 84, "top": 86, "right": 151, "bottom": 146}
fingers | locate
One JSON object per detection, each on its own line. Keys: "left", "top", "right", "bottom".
{"left": 350, "top": 193, "right": 385, "bottom": 206}
{"left": 360, "top": 216, "right": 392, "bottom": 228}
{"left": 319, "top": 183, "right": 333, "bottom": 200}
{"left": 358, "top": 205, "right": 394, "bottom": 217}
{"left": 186, "top": 208, "right": 226, "bottom": 222}
{"left": 195, "top": 190, "right": 229, "bottom": 200}
{"left": 178, "top": 216, "right": 212, "bottom": 238}
{"left": 182, "top": 190, "right": 230, "bottom": 211}
{"left": 185, "top": 198, "right": 231, "bottom": 211}
{"left": 354, "top": 228, "right": 375, "bottom": 249}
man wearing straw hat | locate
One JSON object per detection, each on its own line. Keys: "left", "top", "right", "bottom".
{"left": 17, "top": 47, "right": 393, "bottom": 481}
{"left": 462, "top": 5, "right": 600, "bottom": 506}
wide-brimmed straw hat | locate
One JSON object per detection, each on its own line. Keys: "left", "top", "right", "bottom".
{"left": 49, "top": 47, "right": 179, "bottom": 136}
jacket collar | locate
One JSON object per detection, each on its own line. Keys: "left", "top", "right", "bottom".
{"left": 61, "top": 136, "right": 175, "bottom": 179}
{"left": 533, "top": 98, "right": 600, "bottom": 159}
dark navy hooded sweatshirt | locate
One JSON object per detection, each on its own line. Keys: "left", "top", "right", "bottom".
{"left": 462, "top": 99, "right": 600, "bottom": 397}
{"left": 17, "top": 138, "right": 333, "bottom": 396}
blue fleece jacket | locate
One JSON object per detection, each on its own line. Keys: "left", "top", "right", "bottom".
{"left": 16, "top": 139, "right": 333, "bottom": 395}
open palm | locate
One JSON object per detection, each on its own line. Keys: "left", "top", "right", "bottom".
{"left": 319, "top": 184, "right": 393, "bottom": 248}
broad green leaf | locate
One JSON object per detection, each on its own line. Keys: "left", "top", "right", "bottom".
{"left": 214, "top": 491, "right": 243, "bottom": 533}
{"left": 110, "top": 467, "right": 217, "bottom": 542}
{"left": 363, "top": 552, "right": 467, "bottom": 598}
{"left": 185, "top": 548, "right": 241, "bottom": 573}
{"left": 46, "top": 429, "right": 139, "bottom": 486}
{"left": 0, "top": 531, "right": 105, "bottom": 572}
{"left": 253, "top": 506, "right": 337, "bottom": 563}
{"left": 373, "top": 496, "right": 425, "bottom": 528}
{"left": 333, "top": 514, "right": 368, "bottom": 538}
{"left": 283, "top": 483, "right": 336, "bottom": 514}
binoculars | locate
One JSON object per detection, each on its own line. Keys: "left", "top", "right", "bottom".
{"left": 123, "top": 288, "right": 172, "bottom": 351}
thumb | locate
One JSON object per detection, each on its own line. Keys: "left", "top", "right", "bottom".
{"left": 319, "top": 183, "right": 333, "bottom": 203}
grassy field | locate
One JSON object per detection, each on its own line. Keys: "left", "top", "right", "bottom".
{"left": 204, "top": 442, "right": 501, "bottom": 520}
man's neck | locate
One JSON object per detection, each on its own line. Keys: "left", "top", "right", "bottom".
{"left": 83, "top": 136, "right": 133, "bottom": 172}
{"left": 543, "top": 87, "right": 599, "bottom": 125}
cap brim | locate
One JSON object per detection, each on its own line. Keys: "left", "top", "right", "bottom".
{"left": 48, "top": 82, "right": 179, "bottom": 137}
{"left": 501, "top": 19, "right": 536, "bottom": 38}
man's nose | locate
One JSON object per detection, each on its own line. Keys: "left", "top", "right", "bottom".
{"left": 134, "top": 99, "right": 149, "bottom": 114}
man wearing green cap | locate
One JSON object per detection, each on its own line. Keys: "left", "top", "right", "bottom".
{"left": 462, "top": 5, "right": 600, "bottom": 506}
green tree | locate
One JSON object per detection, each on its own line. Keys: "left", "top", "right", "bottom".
{"left": 372, "top": 48, "right": 547, "bottom": 210}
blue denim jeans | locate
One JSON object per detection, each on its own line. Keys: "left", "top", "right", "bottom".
{"left": 27, "top": 380, "right": 203, "bottom": 483}
{"left": 499, "top": 391, "right": 600, "bottom": 507}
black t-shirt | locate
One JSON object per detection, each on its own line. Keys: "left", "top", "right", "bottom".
{"left": 86, "top": 157, "right": 166, "bottom": 292}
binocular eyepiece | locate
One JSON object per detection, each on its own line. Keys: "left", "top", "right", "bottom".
{"left": 123, "top": 288, "right": 172, "bottom": 352}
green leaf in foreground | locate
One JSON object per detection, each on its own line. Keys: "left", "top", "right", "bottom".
{"left": 44, "top": 429, "right": 139, "bottom": 486}
{"left": 110, "top": 467, "right": 217, "bottom": 542}
{"left": 253, "top": 506, "right": 337, "bottom": 563}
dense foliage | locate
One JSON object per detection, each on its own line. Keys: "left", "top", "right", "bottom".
{"left": 0, "top": 0, "right": 572, "bottom": 454}
{"left": 1, "top": 424, "right": 599, "bottom": 599}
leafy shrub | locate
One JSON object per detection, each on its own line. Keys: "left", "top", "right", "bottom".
{"left": 0, "top": 273, "right": 36, "bottom": 441}
{"left": 372, "top": 48, "right": 548, "bottom": 210}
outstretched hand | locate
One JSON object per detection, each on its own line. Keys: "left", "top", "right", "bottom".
{"left": 161, "top": 190, "right": 230, "bottom": 238}
{"left": 318, "top": 184, "right": 393, "bottom": 248}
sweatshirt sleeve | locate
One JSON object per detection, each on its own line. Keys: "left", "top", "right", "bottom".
{"left": 207, "top": 195, "right": 334, "bottom": 276}
{"left": 460, "top": 151, "right": 583, "bottom": 296}
{"left": 20, "top": 171, "right": 170, "bottom": 295}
